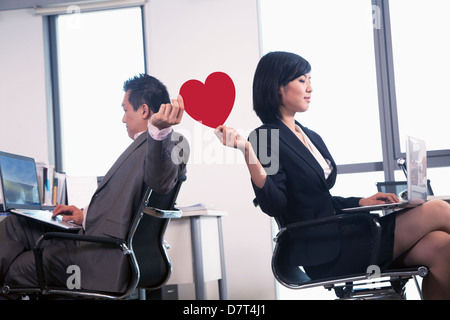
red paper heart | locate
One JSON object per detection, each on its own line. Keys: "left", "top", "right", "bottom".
{"left": 180, "top": 72, "right": 235, "bottom": 129}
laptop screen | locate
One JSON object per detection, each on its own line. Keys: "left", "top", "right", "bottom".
{"left": 0, "top": 151, "right": 42, "bottom": 210}
{"left": 406, "top": 136, "right": 428, "bottom": 204}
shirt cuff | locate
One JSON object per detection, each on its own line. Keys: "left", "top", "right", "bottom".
{"left": 82, "top": 206, "right": 87, "bottom": 230}
{"left": 147, "top": 121, "right": 172, "bottom": 141}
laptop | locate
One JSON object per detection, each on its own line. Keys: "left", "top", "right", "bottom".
{"left": 0, "top": 151, "right": 81, "bottom": 230}
{"left": 342, "top": 136, "right": 428, "bottom": 213}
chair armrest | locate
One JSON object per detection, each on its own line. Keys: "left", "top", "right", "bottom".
{"left": 32, "top": 231, "right": 132, "bottom": 292}
{"left": 34, "top": 232, "right": 129, "bottom": 253}
{"left": 275, "top": 212, "right": 381, "bottom": 239}
{"left": 142, "top": 207, "right": 182, "bottom": 219}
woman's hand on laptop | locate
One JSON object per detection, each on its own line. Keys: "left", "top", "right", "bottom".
{"left": 52, "top": 205, "right": 84, "bottom": 225}
{"left": 359, "top": 192, "right": 400, "bottom": 207}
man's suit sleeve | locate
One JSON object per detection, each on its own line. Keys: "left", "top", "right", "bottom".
{"left": 144, "top": 130, "right": 189, "bottom": 194}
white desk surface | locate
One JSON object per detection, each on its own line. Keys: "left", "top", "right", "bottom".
{"left": 428, "top": 195, "right": 450, "bottom": 202}
{"left": 178, "top": 203, "right": 227, "bottom": 217}
{"left": 180, "top": 209, "right": 227, "bottom": 217}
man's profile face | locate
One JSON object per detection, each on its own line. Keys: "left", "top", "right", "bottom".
{"left": 121, "top": 91, "right": 149, "bottom": 139}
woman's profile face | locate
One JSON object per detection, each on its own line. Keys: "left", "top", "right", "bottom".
{"left": 279, "top": 73, "right": 313, "bottom": 116}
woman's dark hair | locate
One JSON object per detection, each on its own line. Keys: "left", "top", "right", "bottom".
{"left": 252, "top": 51, "right": 311, "bottom": 123}
{"left": 123, "top": 74, "right": 170, "bottom": 113}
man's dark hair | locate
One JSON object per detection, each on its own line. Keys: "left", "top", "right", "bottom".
{"left": 252, "top": 51, "right": 311, "bottom": 123}
{"left": 123, "top": 74, "right": 170, "bottom": 113}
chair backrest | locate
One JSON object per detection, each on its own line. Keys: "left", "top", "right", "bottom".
{"left": 272, "top": 234, "right": 312, "bottom": 288}
{"left": 127, "top": 175, "right": 186, "bottom": 290}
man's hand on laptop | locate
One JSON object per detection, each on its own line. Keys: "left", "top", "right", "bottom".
{"left": 52, "top": 205, "right": 84, "bottom": 225}
{"left": 359, "top": 192, "right": 400, "bottom": 207}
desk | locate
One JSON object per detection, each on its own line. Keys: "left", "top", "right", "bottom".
{"left": 164, "top": 209, "right": 227, "bottom": 300}
{"left": 428, "top": 195, "right": 450, "bottom": 203}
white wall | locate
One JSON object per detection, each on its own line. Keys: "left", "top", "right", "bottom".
{"left": 0, "top": 8, "right": 51, "bottom": 163}
{"left": 143, "top": 0, "right": 275, "bottom": 299}
{"left": 0, "top": 1, "right": 276, "bottom": 300}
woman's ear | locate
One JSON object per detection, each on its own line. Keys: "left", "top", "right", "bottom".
{"left": 278, "top": 86, "right": 284, "bottom": 97}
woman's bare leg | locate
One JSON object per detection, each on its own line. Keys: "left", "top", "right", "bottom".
{"left": 393, "top": 200, "right": 450, "bottom": 299}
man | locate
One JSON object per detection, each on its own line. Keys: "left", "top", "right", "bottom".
{"left": 0, "top": 74, "right": 188, "bottom": 294}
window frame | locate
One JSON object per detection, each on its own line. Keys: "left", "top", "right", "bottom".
{"left": 256, "top": 0, "right": 450, "bottom": 180}
{"left": 45, "top": 5, "right": 147, "bottom": 173}
{"left": 372, "top": 0, "right": 450, "bottom": 180}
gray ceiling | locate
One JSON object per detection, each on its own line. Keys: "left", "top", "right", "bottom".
{"left": 0, "top": 0, "right": 105, "bottom": 11}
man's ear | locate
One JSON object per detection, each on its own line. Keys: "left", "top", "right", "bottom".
{"left": 141, "top": 104, "right": 153, "bottom": 120}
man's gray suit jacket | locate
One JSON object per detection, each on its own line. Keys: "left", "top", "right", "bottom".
{"left": 76, "top": 130, "right": 187, "bottom": 292}
{"left": 0, "top": 129, "right": 187, "bottom": 292}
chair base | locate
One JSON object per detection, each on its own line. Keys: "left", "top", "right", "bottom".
{"left": 276, "top": 267, "right": 428, "bottom": 300}
{"left": 327, "top": 278, "right": 409, "bottom": 300}
{"left": 334, "top": 287, "right": 406, "bottom": 300}
{"left": 1, "top": 284, "right": 149, "bottom": 300}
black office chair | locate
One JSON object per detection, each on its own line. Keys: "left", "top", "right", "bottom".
{"left": 1, "top": 175, "right": 186, "bottom": 300}
{"left": 266, "top": 158, "right": 430, "bottom": 299}
{"left": 270, "top": 212, "right": 428, "bottom": 300}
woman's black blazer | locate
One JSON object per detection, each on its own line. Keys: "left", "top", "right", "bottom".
{"left": 250, "top": 119, "right": 362, "bottom": 267}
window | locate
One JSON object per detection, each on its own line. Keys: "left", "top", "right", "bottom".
{"left": 390, "top": 0, "right": 450, "bottom": 153}
{"left": 259, "top": 0, "right": 384, "bottom": 300}
{"left": 259, "top": 0, "right": 382, "bottom": 165}
{"left": 332, "top": 171, "right": 385, "bottom": 198}
{"left": 258, "top": 0, "right": 450, "bottom": 300}
{"left": 389, "top": 0, "right": 450, "bottom": 194}
{"left": 52, "top": 7, "right": 146, "bottom": 176}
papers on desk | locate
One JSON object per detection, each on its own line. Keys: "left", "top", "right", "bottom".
{"left": 178, "top": 203, "right": 227, "bottom": 217}
{"left": 36, "top": 162, "right": 67, "bottom": 206}
{"left": 35, "top": 163, "right": 99, "bottom": 208}
{"left": 179, "top": 203, "right": 214, "bottom": 212}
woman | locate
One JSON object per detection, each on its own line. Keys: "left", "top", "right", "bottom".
{"left": 216, "top": 51, "right": 450, "bottom": 299}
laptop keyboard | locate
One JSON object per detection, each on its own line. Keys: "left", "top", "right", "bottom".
{"left": 16, "top": 209, "right": 61, "bottom": 221}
